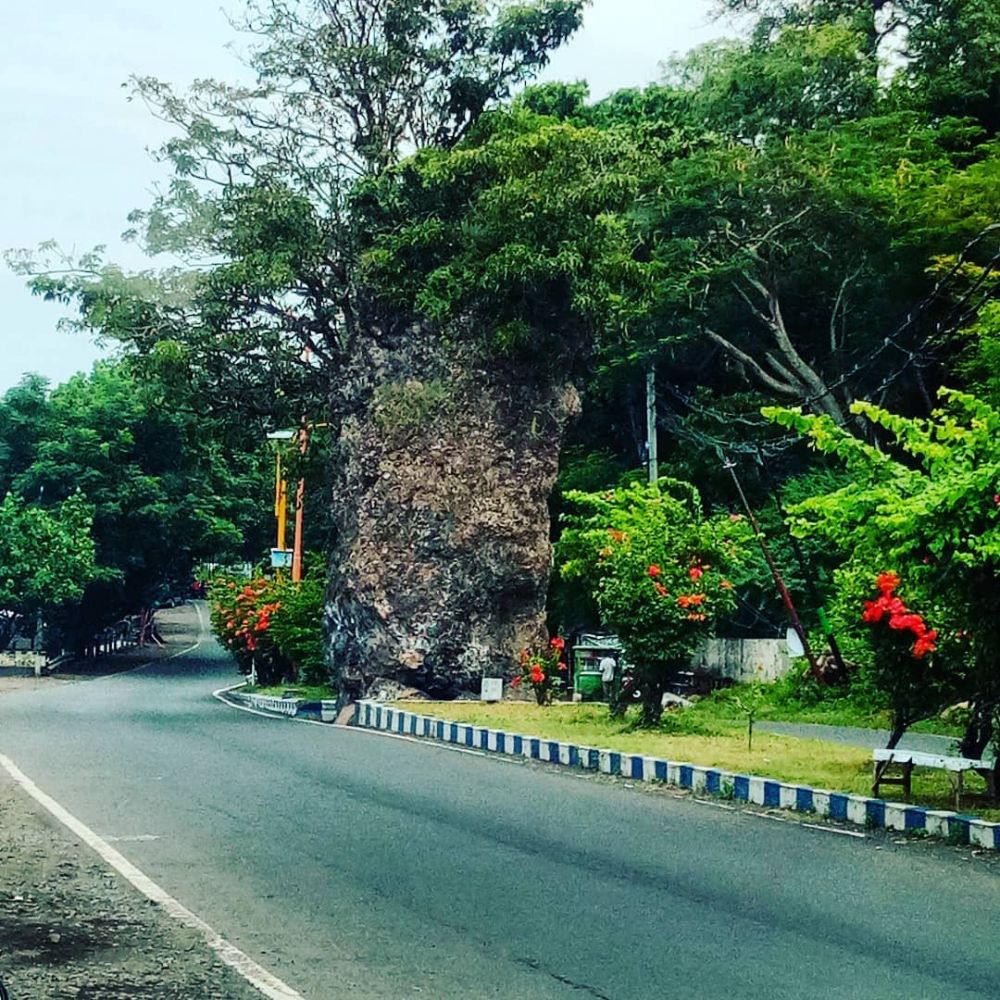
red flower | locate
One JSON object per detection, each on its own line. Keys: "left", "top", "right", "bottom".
{"left": 530, "top": 666, "right": 545, "bottom": 684}
{"left": 647, "top": 565, "right": 662, "bottom": 578}
{"left": 653, "top": 581, "right": 668, "bottom": 598}
{"left": 550, "top": 636, "right": 565, "bottom": 652}
{"left": 511, "top": 675, "right": 522, "bottom": 687}
{"left": 864, "top": 573, "right": 935, "bottom": 659}
{"left": 558, "top": 662, "right": 567, "bottom": 672}
{"left": 688, "top": 566, "right": 704, "bottom": 581}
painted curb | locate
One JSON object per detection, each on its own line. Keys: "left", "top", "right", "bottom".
{"left": 226, "top": 689, "right": 339, "bottom": 723}
{"left": 354, "top": 700, "right": 1000, "bottom": 851}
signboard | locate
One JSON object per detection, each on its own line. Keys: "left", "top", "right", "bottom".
{"left": 480, "top": 677, "right": 503, "bottom": 702}
{"left": 786, "top": 627, "right": 805, "bottom": 658}
{"left": 270, "top": 548, "right": 294, "bottom": 569}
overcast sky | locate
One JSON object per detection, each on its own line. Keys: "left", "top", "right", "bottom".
{"left": 0, "top": 1, "right": 726, "bottom": 392}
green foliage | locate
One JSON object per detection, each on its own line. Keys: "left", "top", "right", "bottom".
{"left": 356, "top": 109, "right": 651, "bottom": 372}
{"left": 765, "top": 390, "right": 1000, "bottom": 747}
{"left": 511, "top": 637, "right": 567, "bottom": 706}
{"left": 0, "top": 493, "right": 99, "bottom": 646}
{"left": 0, "top": 363, "right": 272, "bottom": 648}
{"left": 558, "top": 478, "right": 753, "bottom": 723}
{"left": 267, "top": 565, "right": 328, "bottom": 686}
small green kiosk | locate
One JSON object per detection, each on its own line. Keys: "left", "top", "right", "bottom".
{"left": 571, "top": 633, "right": 625, "bottom": 701}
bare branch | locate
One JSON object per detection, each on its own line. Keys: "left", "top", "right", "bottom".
{"left": 703, "top": 328, "right": 801, "bottom": 397}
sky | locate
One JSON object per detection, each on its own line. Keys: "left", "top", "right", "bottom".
{"left": 0, "top": 0, "right": 726, "bottom": 393}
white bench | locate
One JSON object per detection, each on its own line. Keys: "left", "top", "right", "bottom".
{"left": 872, "top": 749, "right": 995, "bottom": 810}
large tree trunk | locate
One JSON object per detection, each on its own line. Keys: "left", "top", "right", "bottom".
{"left": 327, "top": 330, "right": 580, "bottom": 702}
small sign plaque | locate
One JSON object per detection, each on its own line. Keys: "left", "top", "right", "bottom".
{"left": 481, "top": 677, "right": 503, "bottom": 702}
{"left": 270, "top": 548, "right": 294, "bottom": 569}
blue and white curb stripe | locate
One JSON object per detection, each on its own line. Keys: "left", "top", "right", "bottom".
{"left": 228, "top": 690, "right": 339, "bottom": 723}
{"left": 354, "top": 700, "right": 1000, "bottom": 851}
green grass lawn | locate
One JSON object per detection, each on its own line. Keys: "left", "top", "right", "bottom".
{"left": 396, "top": 700, "right": 999, "bottom": 821}
{"left": 247, "top": 683, "right": 335, "bottom": 701}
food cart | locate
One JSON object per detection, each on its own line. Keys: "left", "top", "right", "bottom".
{"left": 571, "top": 633, "right": 626, "bottom": 701}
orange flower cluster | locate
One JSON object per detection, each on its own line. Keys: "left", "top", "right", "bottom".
{"left": 513, "top": 637, "right": 567, "bottom": 705}
{"left": 646, "top": 561, "right": 734, "bottom": 625}
{"left": 212, "top": 578, "right": 282, "bottom": 656}
{"left": 676, "top": 593, "right": 706, "bottom": 608}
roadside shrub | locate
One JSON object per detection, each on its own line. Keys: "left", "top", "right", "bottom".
{"left": 558, "top": 478, "right": 752, "bottom": 726}
{"left": 511, "top": 637, "right": 568, "bottom": 705}
{"left": 209, "top": 564, "right": 329, "bottom": 689}
{"left": 267, "top": 565, "right": 327, "bottom": 686}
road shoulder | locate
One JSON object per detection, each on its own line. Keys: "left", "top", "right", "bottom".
{"left": 0, "top": 767, "right": 260, "bottom": 999}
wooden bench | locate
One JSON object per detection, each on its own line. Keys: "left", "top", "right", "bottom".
{"left": 872, "top": 749, "right": 996, "bottom": 810}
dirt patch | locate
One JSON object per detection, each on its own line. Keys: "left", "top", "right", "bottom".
{"left": 0, "top": 774, "right": 261, "bottom": 999}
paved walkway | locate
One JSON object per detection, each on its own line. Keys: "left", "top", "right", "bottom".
{"left": 759, "top": 721, "right": 961, "bottom": 755}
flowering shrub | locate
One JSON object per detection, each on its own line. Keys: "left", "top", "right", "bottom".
{"left": 209, "top": 566, "right": 328, "bottom": 688}
{"left": 558, "top": 478, "right": 751, "bottom": 725}
{"left": 511, "top": 637, "right": 567, "bottom": 706}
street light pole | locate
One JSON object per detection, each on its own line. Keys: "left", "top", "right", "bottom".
{"left": 266, "top": 429, "right": 296, "bottom": 577}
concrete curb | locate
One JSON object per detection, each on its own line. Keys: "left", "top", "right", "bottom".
{"left": 226, "top": 689, "right": 339, "bottom": 723}
{"left": 354, "top": 699, "right": 1000, "bottom": 851}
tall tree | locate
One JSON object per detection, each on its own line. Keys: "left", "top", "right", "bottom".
{"left": 1, "top": 364, "right": 270, "bottom": 649}
{"left": 12, "top": 0, "right": 588, "bottom": 697}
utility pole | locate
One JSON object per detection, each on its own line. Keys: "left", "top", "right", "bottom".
{"left": 291, "top": 423, "right": 311, "bottom": 583}
{"left": 724, "top": 455, "right": 821, "bottom": 677}
{"left": 755, "top": 446, "right": 848, "bottom": 678}
{"left": 646, "top": 367, "right": 658, "bottom": 483}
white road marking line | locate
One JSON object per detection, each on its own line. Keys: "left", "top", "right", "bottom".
{"left": 103, "top": 834, "right": 161, "bottom": 843}
{"left": 0, "top": 754, "right": 303, "bottom": 1000}
{"left": 691, "top": 799, "right": 737, "bottom": 812}
{"left": 802, "top": 822, "right": 867, "bottom": 839}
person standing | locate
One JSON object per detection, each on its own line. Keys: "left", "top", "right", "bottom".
{"left": 599, "top": 654, "right": 617, "bottom": 702}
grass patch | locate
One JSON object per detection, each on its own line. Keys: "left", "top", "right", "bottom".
{"left": 397, "top": 700, "right": 1000, "bottom": 821}
{"left": 247, "top": 683, "right": 334, "bottom": 701}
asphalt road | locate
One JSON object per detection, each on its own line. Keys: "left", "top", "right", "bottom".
{"left": 759, "top": 721, "right": 960, "bottom": 755}
{"left": 1, "top": 606, "right": 999, "bottom": 999}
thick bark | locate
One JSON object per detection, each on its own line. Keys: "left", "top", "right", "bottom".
{"left": 960, "top": 700, "right": 996, "bottom": 760}
{"left": 639, "top": 676, "right": 666, "bottom": 728}
{"left": 327, "top": 330, "right": 581, "bottom": 701}
{"left": 885, "top": 719, "right": 907, "bottom": 751}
